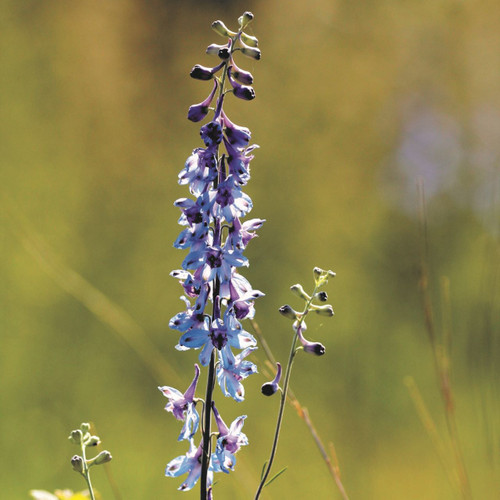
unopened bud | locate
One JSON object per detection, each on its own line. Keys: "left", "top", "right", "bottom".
{"left": 261, "top": 362, "right": 282, "bottom": 396}
{"left": 316, "top": 291, "right": 328, "bottom": 302}
{"left": 212, "top": 20, "right": 236, "bottom": 38}
{"left": 240, "top": 46, "right": 261, "bottom": 60}
{"left": 279, "top": 305, "right": 298, "bottom": 320}
{"left": 311, "top": 304, "right": 334, "bottom": 317}
{"left": 290, "top": 284, "right": 311, "bottom": 301}
{"left": 238, "top": 11, "right": 254, "bottom": 29}
{"left": 68, "top": 429, "right": 83, "bottom": 444}
{"left": 88, "top": 450, "right": 113, "bottom": 467}
{"left": 85, "top": 435, "right": 101, "bottom": 447}
{"left": 206, "top": 43, "right": 227, "bottom": 55}
{"left": 190, "top": 64, "right": 214, "bottom": 81}
{"left": 240, "top": 32, "right": 259, "bottom": 47}
{"left": 80, "top": 423, "right": 91, "bottom": 433}
{"left": 71, "top": 455, "right": 84, "bottom": 474}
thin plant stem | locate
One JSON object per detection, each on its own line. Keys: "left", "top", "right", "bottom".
{"left": 80, "top": 441, "right": 96, "bottom": 500}
{"left": 250, "top": 318, "right": 350, "bottom": 499}
{"left": 255, "top": 288, "right": 320, "bottom": 499}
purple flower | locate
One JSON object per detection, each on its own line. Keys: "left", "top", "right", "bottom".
{"left": 224, "top": 138, "right": 258, "bottom": 185}
{"left": 217, "top": 346, "right": 257, "bottom": 401}
{"left": 179, "top": 147, "right": 218, "bottom": 197}
{"left": 212, "top": 404, "right": 248, "bottom": 473}
{"left": 214, "top": 175, "right": 253, "bottom": 223}
{"left": 226, "top": 217, "right": 265, "bottom": 251}
{"left": 187, "top": 80, "right": 218, "bottom": 122}
{"left": 158, "top": 365, "right": 201, "bottom": 441}
{"left": 165, "top": 439, "right": 213, "bottom": 491}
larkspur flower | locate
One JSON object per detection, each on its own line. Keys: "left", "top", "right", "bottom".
{"left": 159, "top": 364, "right": 201, "bottom": 441}
{"left": 217, "top": 346, "right": 257, "bottom": 401}
{"left": 212, "top": 404, "right": 249, "bottom": 473}
{"left": 165, "top": 438, "right": 213, "bottom": 491}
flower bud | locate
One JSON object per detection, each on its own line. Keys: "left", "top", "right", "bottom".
{"left": 218, "top": 48, "right": 231, "bottom": 60}
{"left": 296, "top": 326, "right": 325, "bottom": 356}
{"left": 279, "top": 304, "right": 298, "bottom": 320}
{"left": 240, "top": 32, "right": 259, "bottom": 47}
{"left": 71, "top": 455, "right": 84, "bottom": 474}
{"left": 80, "top": 423, "right": 91, "bottom": 433}
{"left": 316, "top": 291, "right": 328, "bottom": 302}
{"left": 261, "top": 362, "right": 282, "bottom": 396}
{"left": 311, "top": 304, "right": 334, "bottom": 316}
{"left": 85, "top": 435, "right": 101, "bottom": 447}
{"left": 68, "top": 429, "right": 83, "bottom": 444}
{"left": 187, "top": 80, "right": 218, "bottom": 122}
{"left": 88, "top": 450, "right": 113, "bottom": 467}
{"left": 212, "top": 20, "right": 236, "bottom": 38}
{"left": 240, "top": 46, "right": 261, "bottom": 60}
{"left": 206, "top": 43, "right": 228, "bottom": 55}
{"left": 222, "top": 111, "right": 251, "bottom": 147}
{"left": 290, "top": 284, "right": 311, "bottom": 301}
{"left": 190, "top": 64, "right": 214, "bottom": 81}
{"left": 228, "top": 68, "right": 255, "bottom": 100}
{"left": 230, "top": 58, "right": 254, "bottom": 85}
{"left": 238, "top": 11, "right": 254, "bottom": 29}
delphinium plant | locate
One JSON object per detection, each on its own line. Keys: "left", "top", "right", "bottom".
{"left": 159, "top": 10, "right": 264, "bottom": 498}
{"left": 159, "top": 11, "right": 338, "bottom": 500}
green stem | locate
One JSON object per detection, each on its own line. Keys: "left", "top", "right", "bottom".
{"left": 81, "top": 443, "right": 96, "bottom": 500}
{"left": 255, "top": 288, "right": 319, "bottom": 499}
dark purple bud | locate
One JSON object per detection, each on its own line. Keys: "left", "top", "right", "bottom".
{"left": 296, "top": 326, "right": 326, "bottom": 356}
{"left": 279, "top": 304, "right": 298, "bottom": 320}
{"left": 190, "top": 64, "right": 214, "bottom": 80}
{"left": 187, "top": 79, "right": 218, "bottom": 122}
{"left": 218, "top": 48, "right": 231, "bottom": 60}
{"left": 228, "top": 68, "right": 255, "bottom": 101}
{"left": 261, "top": 362, "right": 282, "bottom": 396}
{"left": 222, "top": 111, "right": 251, "bottom": 147}
{"left": 316, "top": 291, "right": 328, "bottom": 302}
{"left": 230, "top": 57, "right": 254, "bottom": 85}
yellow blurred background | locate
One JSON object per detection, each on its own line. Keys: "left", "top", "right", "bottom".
{"left": 1, "top": 0, "right": 499, "bottom": 498}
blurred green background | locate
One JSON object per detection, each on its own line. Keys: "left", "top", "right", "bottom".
{"left": 1, "top": 0, "right": 499, "bottom": 498}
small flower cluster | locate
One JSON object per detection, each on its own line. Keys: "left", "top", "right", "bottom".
{"left": 160, "top": 12, "right": 262, "bottom": 494}
{"left": 68, "top": 423, "right": 112, "bottom": 500}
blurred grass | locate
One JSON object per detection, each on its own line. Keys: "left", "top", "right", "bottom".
{"left": 1, "top": 0, "right": 499, "bottom": 498}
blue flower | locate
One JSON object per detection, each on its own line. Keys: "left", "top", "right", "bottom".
{"left": 217, "top": 346, "right": 257, "bottom": 401}
{"left": 158, "top": 365, "right": 201, "bottom": 441}
{"left": 214, "top": 175, "right": 253, "bottom": 223}
{"left": 178, "top": 148, "right": 218, "bottom": 197}
{"left": 212, "top": 404, "right": 248, "bottom": 473}
{"left": 165, "top": 439, "right": 213, "bottom": 491}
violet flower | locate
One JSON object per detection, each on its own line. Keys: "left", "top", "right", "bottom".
{"left": 158, "top": 365, "right": 201, "bottom": 441}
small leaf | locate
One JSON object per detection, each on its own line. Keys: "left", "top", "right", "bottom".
{"left": 264, "top": 467, "right": 288, "bottom": 487}
{"left": 260, "top": 460, "right": 268, "bottom": 479}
